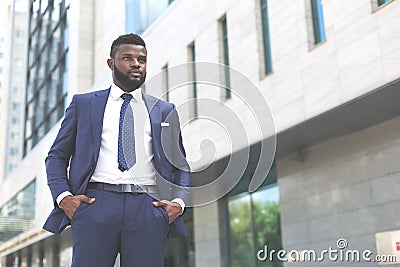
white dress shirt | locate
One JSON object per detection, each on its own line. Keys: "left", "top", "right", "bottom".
{"left": 57, "top": 84, "right": 185, "bottom": 211}
{"left": 91, "top": 84, "right": 155, "bottom": 185}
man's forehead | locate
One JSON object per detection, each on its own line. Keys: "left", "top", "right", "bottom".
{"left": 117, "top": 44, "right": 147, "bottom": 54}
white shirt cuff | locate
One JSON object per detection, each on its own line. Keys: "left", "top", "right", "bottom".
{"left": 56, "top": 191, "right": 73, "bottom": 208}
{"left": 171, "top": 198, "right": 185, "bottom": 215}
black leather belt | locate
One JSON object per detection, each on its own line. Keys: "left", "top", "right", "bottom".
{"left": 87, "top": 182, "right": 159, "bottom": 195}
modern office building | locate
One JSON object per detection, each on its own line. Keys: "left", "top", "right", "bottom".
{"left": 0, "top": 1, "right": 12, "bottom": 182}
{"left": 2, "top": 0, "right": 29, "bottom": 180}
{"left": 1, "top": 0, "right": 400, "bottom": 266}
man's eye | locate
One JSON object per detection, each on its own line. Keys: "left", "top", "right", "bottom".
{"left": 123, "top": 57, "right": 131, "bottom": 61}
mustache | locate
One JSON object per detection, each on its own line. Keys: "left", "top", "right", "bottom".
{"left": 128, "top": 69, "right": 143, "bottom": 75}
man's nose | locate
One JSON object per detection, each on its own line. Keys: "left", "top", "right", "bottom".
{"left": 130, "top": 59, "right": 140, "bottom": 67}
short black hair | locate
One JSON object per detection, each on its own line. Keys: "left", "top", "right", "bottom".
{"left": 110, "top": 33, "right": 146, "bottom": 58}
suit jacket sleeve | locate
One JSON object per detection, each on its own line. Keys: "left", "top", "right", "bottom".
{"left": 45, "top": 95, "right": 77, "bottom": 207}
{"left": 170, "top": 104, "right": 190, "bottom": 202}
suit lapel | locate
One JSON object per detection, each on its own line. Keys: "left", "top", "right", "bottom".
{"left": 91, "top": 88, "right": 110, "bottom": 162}
{"left": 142, "top": 93, "right": 162, "bottom": 162}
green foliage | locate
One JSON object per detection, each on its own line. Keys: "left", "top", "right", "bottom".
{"left": 228, "top": 193, "right": 282, "bottom": 267}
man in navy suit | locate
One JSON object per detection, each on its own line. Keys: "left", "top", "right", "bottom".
{"left": 43, "top": 33, "right": 190, "bottom": 267}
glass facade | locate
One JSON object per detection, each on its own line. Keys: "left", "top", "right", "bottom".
{"left": 2, "top": 2, "right": 28, "bottom": 179}
{"left": 23, "top": 0, "right": 69, "bottom": 156}
{"left": 126, "top": 0, "right": 174, "bottom": 34}
{"left": 2, "top": 233, "right": 63, "bottom": 267}
{"left": 0, "top": 180, "right": 36, "bottom": 244}
{"left": 227, "top": 185, "right": 282, "bottom": 267}
{"left": 224, "top": 165, "right": 282, "bottom": 267}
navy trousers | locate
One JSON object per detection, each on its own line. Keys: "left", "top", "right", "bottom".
{"left": 70, "top": 189, "right": 169, "bottom": 267}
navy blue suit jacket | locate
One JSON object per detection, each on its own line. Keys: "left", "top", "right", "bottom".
{"left": 43, "top": 88, "right": 190, "bottom": 238}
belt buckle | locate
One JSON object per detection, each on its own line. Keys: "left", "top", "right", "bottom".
{"left": 118, "top": 184, "right": 134, "bottom": 193}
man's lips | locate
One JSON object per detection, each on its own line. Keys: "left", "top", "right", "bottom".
{"left": 129, "top": 70, "right": 142, "bottom": 78}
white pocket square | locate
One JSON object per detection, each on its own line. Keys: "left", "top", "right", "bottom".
{"left": 161, "top": 122, "right": 170, "bottom": 127}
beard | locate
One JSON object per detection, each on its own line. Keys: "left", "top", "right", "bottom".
{"left": 114, "top": 65, "right": 146, "bottom": 91}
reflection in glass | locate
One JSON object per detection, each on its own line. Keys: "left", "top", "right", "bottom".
{"left": 228, "top": 194, "right": 253, "bottom": 267}
{"left": 310, "top": 0, "right": 326, "bottom": 44}
{"left": 227, "top": 184, "right": 282, "bottom": 267}
{"left": 52, "top": 1, "right": 60, "bottom": 22}
{"left": 252, "top": 186, "right": 282, "bottom": 267}
{"left": 0, "top": 180, "right": 36, "bottom": 244}
{"left": 126, "top": 0, "right": 171, "bottom": 34}
{"left": 24, "top": 0, "right": 68, "bottom": 155}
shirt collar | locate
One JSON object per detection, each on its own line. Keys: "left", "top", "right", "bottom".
{"left": 110, "top": 83, "right": 143, "bottom": 102}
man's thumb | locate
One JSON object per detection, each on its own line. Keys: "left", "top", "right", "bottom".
{"left": 79, "top": 195, "right": 95, "bottom": 204}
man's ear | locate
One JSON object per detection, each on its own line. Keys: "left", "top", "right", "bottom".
{"left": 107, "top": 58, "right": 114, "bottom": 70}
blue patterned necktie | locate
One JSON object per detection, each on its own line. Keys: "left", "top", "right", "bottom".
{"left": 118, "top": 93, "right": 136, "bottom": 171}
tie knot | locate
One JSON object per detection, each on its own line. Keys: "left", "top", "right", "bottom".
{"left": 121, "top": 93, "right": 133, "bottom": 101}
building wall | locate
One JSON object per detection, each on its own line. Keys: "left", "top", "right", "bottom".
{"left": 193, "top": 203, "right": 222, "bottom": 267}
{"left": 92, "top": 0, "right": 126, "bottom": 87}
{"left": 278, "top": 116, "right": 400, "bottom": 266}
{"left": 263, "top": 0, "right": 400, "bottom": 131}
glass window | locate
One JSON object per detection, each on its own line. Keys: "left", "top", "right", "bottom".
{"left": 227, "top": 184, "right": 282, "bottom": 267}
{"left": 15, "top": 29, "right": 24, "bottom": 38}
{"left": 378, "top": 0, "right": 391, "bottom": 5}
{"left": 0, "top": 180, "right": 36, "bottom": 243}
{"left": 11, "top": 132, "right": 20, "bottom": 140}
{"left": 219, "top": 16, "right": 231, "bottom": 99}
{"left": 188, "top": 43, "right": 198, "bottom": 119}
{"left": 162, "top": 64, "right": 169, "bottom": 102}
{"left": 12, "top": 117, "right": 20, "bottom": 125}
{"left": 126, "top": 0, "right": 172, "bottom": 34}
{"left": 24, "top": 0, "right": 68, "bottom": 156}
{"left": 9, "top": 164, "right": 16, "bottom": 173}
{"left": 260, "top": 0, "right": 273, "bottom": 74}
{"left": 9, "top": 148, "right": 19, "bottom": 156}
{"left": 310, "top": 0, "right": 326, "bottom": 44}
{"left": 228, "top": 193, "right": 253, "bottom": 266}
{"left": 12, "top": 102, "right": 20, "bottom": 110}
{"left": 32, "top": 0, "right": 40, "bottom": 15}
